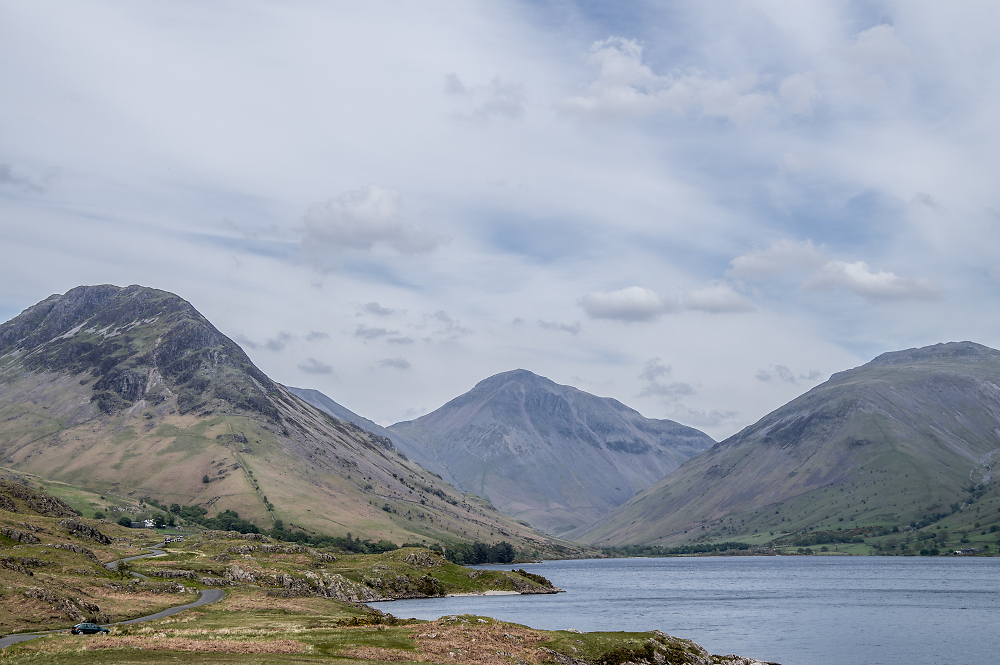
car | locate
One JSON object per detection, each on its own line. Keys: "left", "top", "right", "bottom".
{"left": 70, "top": 623, "right": 109, "bottom": 635}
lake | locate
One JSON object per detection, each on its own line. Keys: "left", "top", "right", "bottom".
{"left": 369, "top": 556, "right": 1000, "bottom": 665}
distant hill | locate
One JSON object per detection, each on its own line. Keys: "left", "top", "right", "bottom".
{"left": 0, "top": 285, "right": 576, "bottom": 556}
{"left": 355, "top": 369, "right": 713, "bottom": 535}
{"left": 570, "top": 342, "right": 1000, "bottom": 546}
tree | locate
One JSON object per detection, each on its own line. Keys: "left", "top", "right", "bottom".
{"left": 118, "top": 516, "right": 133, "bottom": 527}
{"left": 153, "top": 514, "right": 166, "bottom": 528}
{"left": 202, "top": 475, "right": 210, "bottom": 484}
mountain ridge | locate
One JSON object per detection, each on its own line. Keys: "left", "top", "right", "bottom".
{"left": 570, "top": 341, "right": 1000, "bottom": 547}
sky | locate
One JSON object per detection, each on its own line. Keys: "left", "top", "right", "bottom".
{"left": 2, "top": 1, "right": 999, "bottom": 440}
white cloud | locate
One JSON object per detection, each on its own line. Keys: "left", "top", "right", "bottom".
{"left": 298, "top": 357, "right": 333, "bottom": 374}
{"left": 727, "top": 239, "right": 826, "bottom": 279}
{"left": 579, "top": 286, "right": 673, "bottom": 322}
{"left": 804, "top": 260, "right": 942, "bottom": 301}
{"left": 305, "top": 331, "right": 330, "bottom": 341}
{"left": 558, "top": 37, "right": 780, "bottom": 124}
{"left": 685, "top": 281, "right": 754, "bottom": 313}
{"left": 300, "top": 185, "right": 443, "bottom": 270}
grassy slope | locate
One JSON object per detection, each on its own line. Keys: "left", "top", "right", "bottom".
{"left": 571, "top": 345, "right": 1000, "bottom": 549}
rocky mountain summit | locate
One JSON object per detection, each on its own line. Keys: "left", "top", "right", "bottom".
{"left": 572, "top": 341, "right": 1000, "bottom": 546}
{"left": 377, "top": 369, "right": 714, "bottom": 535}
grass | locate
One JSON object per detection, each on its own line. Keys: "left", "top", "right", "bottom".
{"left": 1, "top": 608, "right": 738, "bottom": 665}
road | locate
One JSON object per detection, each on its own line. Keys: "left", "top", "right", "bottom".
{"left": 0, "top": 543, "right": 226, "bottom": 649}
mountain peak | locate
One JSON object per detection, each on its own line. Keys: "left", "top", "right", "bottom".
{"left": 387, "top": 370, "right": 714, "bottom": 535}
{"left": 866, "top": 341, "right": 1000, "bottom": 367}
{"left": 473, "top": 369, "right": 549, "bottom": 389}
{"left": 0, "top": 284, "right": 277, "bottom": 418}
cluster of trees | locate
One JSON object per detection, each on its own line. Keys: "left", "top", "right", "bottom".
{"left": 267, "top": 524, "right": 401, "bottom": 553}
{"left": 602, "top": 542, "right": 752, "bottom": 557}
{"left": 166, "top": 503, "right": 260, "bottom": 533}
{"left": 439, "top": 541, "right": 516, "bottom": 565}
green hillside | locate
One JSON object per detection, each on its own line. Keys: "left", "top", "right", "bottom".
{"left": 570, "top": 342, "right": 1000, "bottom": 552}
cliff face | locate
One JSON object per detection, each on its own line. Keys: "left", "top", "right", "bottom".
{"left": 378, "top": 369, "right": 714, "bottom": 535}
{"left": 570, "top": 341, "right": 1000, "bottom": 546}
{"left": 0, "top": 285, "right": 571, "bottom": 554}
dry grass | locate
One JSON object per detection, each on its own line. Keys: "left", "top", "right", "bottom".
{"left": 22, "top": 635, "right": 307, "bottom": 654}
{"left": 341, "top": 617, "right": 547, "bottom": 665}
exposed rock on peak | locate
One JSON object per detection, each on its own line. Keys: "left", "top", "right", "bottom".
{"left": 0, "top": 284, "right": 278, "bottom": 419}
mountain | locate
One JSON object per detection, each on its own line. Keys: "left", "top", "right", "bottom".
{"left": 0, "top": 285, "right": 576, "bottom": 556}
{"left": 288, "top": 387, "right": 395, "bottom": 441}
{"left": 352, "top": 369, "right": 714, "bottom": 536}
{"left": 570, "top": 341, "right": 1000, "bottom": 546}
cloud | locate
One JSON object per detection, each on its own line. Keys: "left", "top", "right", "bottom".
{"left": 538, "top": 320, "right": 581, "bottom": 334}
{"left": 685, "top": 282, "right": 754, "bottom": 313}
{"left": 0, "top": 163, "right": 50, "bottom": 193}
{"left": 355, "top": 324, "right": 398, "bottom": 340}
{"left": 579, "top": 286, "right": 673, "bottom": 322}
{"left": 265, "top": 331, "right": 292, "bottom": 351}
{"left": 637, "top": 358, "right": 692, "bottom": 400}
{"left": 361, "top": 301, "right": 395, "bottom": 316}
{"left": 638, "top": 381, "right": 694, "bottom": 399}
{"left": 755, "top": 365, "right": 821, "bottom": 384}
{"left": 847, "top": 24, "right": 910, "bottom": 66}
{"left": 727, "top": 240, "right": 826, "bottom": 280}
{"left": 233, "top": 334, "right": 259, "bottom": 351}
{"left": 728, "top": 240, "right": 941, "bottom": 303}
{"left": 670, "top": 405, "right": 739, "bottom": 429}
{"left": 558, "top": 37, "right": 781, "bottom": 124}
{"left": 778, "top": 73, "right": 819, "bottom": 115}
{"left": 300, "top": 185, "right": 443, "bottom": 269}
{"left": 387, "top": 336, "right": 415, "bottom": 344}
{"left": 298, "top": 357, "right": 333, "bottom": 374}
{"left": 426, "top": 310, "right": 472, "bottom": 338}
{"left": 305, "top": 331, "right": 330, "bottom": 341}
{"left": 377, "top": 357, "right": 411, "bottom": 370}
{"left": 639, "top": 358, "right": 670, "bottom": 383}
{"left": 445, "top": 73, "right": 526, "bottom": 120}
{"left": 803, "top": 260, "right": 942, "bottom": 301}
{"left": 911, "top": 192, "right": 943, "bottom": 211}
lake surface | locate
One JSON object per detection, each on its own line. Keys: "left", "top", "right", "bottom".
{"left": 369, "top": 556, "right": 1000, "bottom": 665}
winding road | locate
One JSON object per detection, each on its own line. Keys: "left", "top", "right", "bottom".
{"left": 0, "top": 543, "right": 226, "bottom": 649}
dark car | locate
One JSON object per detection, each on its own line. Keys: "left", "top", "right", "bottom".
{"left": 70, "top": 623, "right": 109, "bottom": 635}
